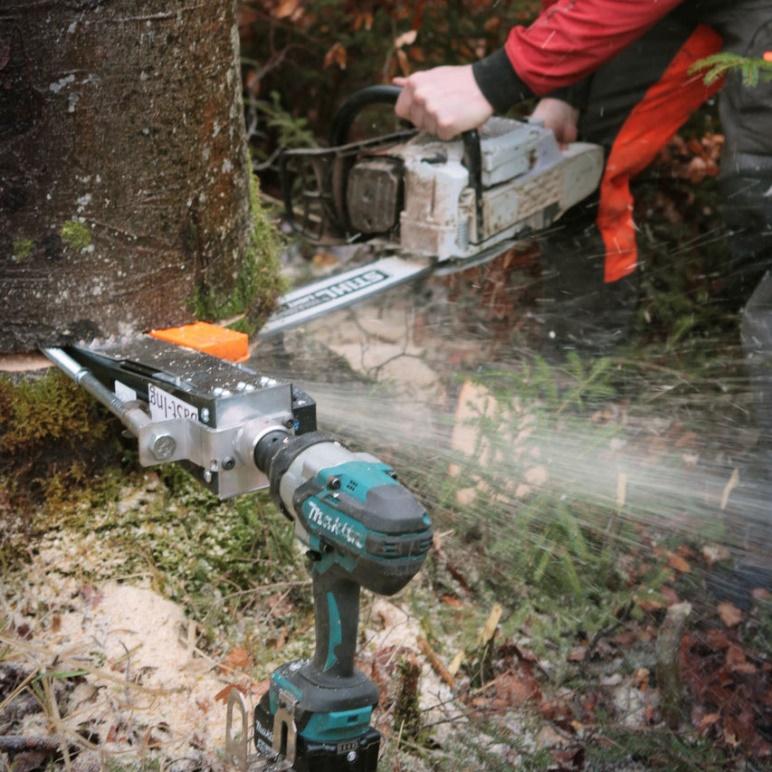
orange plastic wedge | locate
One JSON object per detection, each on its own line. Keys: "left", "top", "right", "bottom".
{"left": 150, "top": 322, "right": 249, "bottom": 362}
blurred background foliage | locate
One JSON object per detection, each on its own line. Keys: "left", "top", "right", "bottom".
{"left": 238, "top": 0, "right": 541, "bottom": 168}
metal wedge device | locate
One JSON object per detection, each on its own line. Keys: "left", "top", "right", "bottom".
{"left": 42, "top": 331, "right": 431, "bottom": 772}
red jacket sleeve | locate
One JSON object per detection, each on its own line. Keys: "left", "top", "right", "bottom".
{"left": 508, "top": 0, "right": 685, "bottom": 95}
{"left": 472, "top": 0, "right": 685, "bottom": 112}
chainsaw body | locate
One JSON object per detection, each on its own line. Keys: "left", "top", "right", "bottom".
{"left": 280, "top": 87, "right": 603, "bottom": 262}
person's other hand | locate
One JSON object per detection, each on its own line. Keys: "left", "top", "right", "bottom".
{"left": 530, "top": 98, "right": 579, "bottom": 145}
{"left": 394, "top": 65, "right": 494, "bottom": 140}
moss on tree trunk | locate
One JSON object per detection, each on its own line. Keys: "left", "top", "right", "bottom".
{"left": 0, "top": 0, "right": 281, "bottom": 352}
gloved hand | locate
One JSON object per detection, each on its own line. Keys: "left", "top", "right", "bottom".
{"left": 393, "top": 65, "right": 494, "bottom": 140}
{"left": 530, "top": 97, "right": 579, "bottom": 145}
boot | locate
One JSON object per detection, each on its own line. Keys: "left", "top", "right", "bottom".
{"left": 536, "top": 206, "right": 640, "bottom": 356}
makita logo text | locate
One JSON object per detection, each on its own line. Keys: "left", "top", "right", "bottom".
{"left": 306, "top": 501, "right": 364, "bottom": 550}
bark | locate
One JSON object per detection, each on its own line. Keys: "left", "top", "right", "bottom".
{"left": 0, "top": 0, "right": 257, "bottom": 352}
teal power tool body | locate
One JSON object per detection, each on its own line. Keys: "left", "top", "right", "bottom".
{"left": 252, "top": 430, "right": 432, "bottom": 771}
{"left": 42, "top": 337, "right": 431, "bottom": 772}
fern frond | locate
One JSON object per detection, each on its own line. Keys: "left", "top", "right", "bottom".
{"left": 690, "top": 52, "right": 772, "bottom": 87}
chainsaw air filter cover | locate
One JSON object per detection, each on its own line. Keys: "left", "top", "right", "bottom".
{"left": 346, "top": 157, "right": 403, "bottom": 235}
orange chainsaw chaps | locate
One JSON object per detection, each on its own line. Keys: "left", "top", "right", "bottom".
{"left": 598, "top": 24, "right": 724, "bottom": 284}
{"left": 149, "top": 321, "right": 249, "bottom": 363}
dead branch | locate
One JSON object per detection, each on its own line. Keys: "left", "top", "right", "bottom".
{"left": 656, "top": 601, "right": 692, "bottom": 729}
{"left": 0, "top": 734, "right": 61, "bottom": 754}
{"left": 417, "top": 637, "right": 456, "bottom": 688}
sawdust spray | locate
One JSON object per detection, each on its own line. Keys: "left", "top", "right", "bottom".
{"left": 253, "top": 264, "right": 766, "bottom": 566}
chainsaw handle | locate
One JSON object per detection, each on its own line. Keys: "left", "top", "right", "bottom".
{"left": 328, "top": 84, "right": 404, "bottom": 147}
{"left": 329, "top": 85, "right": 483, "bottom": 221}
{"left": 328, "top": 84, "right": 482, "bottom": 158}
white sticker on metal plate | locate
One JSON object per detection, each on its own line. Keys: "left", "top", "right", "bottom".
{"left": 115, "top": 380, "right": 137, "bottom": 404}
{"left": 147, "top": 383, "right": 199, "bottom": 422}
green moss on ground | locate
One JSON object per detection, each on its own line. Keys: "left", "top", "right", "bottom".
{"left": 193, "top": 173, "right": 286, "bottom": 333}
{"left": 12, "top": 238, "right": 34, "bottom": 262}
{"left": 0, "top": 370, "right": 121, "bottom": 558}
{"left": 60, "top": 220, "right": 93, "bottom": 251}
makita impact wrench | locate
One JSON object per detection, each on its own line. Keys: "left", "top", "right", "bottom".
{"left": 251, "top": 429, "right": 432, "bottom": 771}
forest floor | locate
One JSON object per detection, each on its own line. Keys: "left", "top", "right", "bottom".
{"left": 2, "top": 132, "right": 772, "bottom": 771}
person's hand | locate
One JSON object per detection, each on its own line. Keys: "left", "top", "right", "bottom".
{"left": 530, "top": 98, "right": 579, "bottom": 145}
{"left": 394, "top": 65, "right": 494, "bottom": 140}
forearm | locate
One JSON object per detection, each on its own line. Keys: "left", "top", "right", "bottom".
{"left": 473, "top": 0, "right": 684, "bottom": 112}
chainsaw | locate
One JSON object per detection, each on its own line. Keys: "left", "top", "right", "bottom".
{"left": 260, "top": 85, "right": 603, "bottom": 337}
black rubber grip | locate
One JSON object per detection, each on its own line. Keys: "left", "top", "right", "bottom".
{"left": 328, "top": 84, "right": 403, "bottom": 147}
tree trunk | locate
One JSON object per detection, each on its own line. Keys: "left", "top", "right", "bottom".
{"left": 0, "top": 0, "right": 273, "bottom": 353}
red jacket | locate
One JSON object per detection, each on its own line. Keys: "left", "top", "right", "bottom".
{"left": 472, "top": 0, "right": 686, "bottom": 111}
{"left": 510, "top": 0, "right": 685, "bottom": 95}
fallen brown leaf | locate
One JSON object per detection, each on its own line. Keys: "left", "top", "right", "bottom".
{"left": 705, "top": 628, "right": 731, "bottom": 650}
{"left": 567, "top": 646, "right": 587, "bottom": 663}
{"left": 635, "top": 667, "right": 650, "bottom": 691}
{"left": 635, "top": 595, "right": 664, "bottom": 612}
{"left": 195, "top": 698, "right": 210, "bottom": 714}
{"left": 697, "top": 712, "right": 721, "bottom": 732}
{"left": 702, "top": 543, "right": 731, "bottom": 566}
{"left": 661, "top": 586, "right": 680, "bottom": 605}
{"left": 219, "top": 646, "right": 252, "bottom": 673}
{"left": 492, "top": 668, "right": 541, "bottom": 708}
{"left": 311, "top": 251, "right": 339, "bottom": 269}
{"left": 667, "top": 552, "right": 691, "bottom": 573}
{"left": 726, "top": 644, "right": 756, "bottom": 674}
{"left": 323, "top": 42, "right": 347, "bottom": 70}
{"left": 717, "top": 602, "right": 743, "bottom": 628}
{"left": 274, "top": 0, "right": 300, "bottom": 19}
{"left": 214, "top": 682, "right": 247, "bottom": 703}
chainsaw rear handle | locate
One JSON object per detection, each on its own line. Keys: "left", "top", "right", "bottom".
{"left": 328, "top": 85, "right": 484, "bottom": 207}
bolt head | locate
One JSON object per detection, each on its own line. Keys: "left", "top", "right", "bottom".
{"left": 222, "top": 457, "right": 236, "bottom": 471}
{"left": 151, "top": 433, "right": 176, "bottom": 461}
